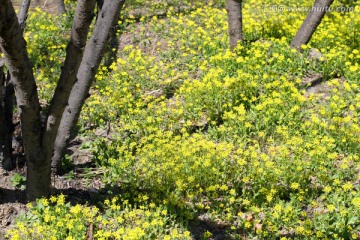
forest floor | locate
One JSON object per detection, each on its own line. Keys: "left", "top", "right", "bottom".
{"left": 2, "top": 1, "right": 354, "bottom": 239}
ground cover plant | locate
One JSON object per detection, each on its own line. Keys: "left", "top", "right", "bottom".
{"left": 4, "top": 0, "right": 360, "bottom": 239}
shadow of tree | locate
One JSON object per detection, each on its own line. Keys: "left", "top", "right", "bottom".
{"left": 0, "top": 188, "right": 26, "bottom": 204}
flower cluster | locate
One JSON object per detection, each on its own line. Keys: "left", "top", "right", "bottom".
{"left": 7, "top": 0, "right": 360, "bottom": 239}
{"left": 7, "top": 195, "right": 190, "bottom": 240}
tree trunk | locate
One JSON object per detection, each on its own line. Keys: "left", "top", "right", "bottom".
{"left": 0, "top": 60, "right": 6, "bottom": 169}
{"left": 226, "top": 0, "right": 243, "bottom": 50}
{"left": 0, "top": 0, "right": 44, "bottom": 200}
{"left": 51, "top": 0, "right": 125, "bottom": 170}
{"left": 56, "top": 0, "right": 67, "bottom": 14}
{"left": 43, "top": 0, "right": 97, "bottom": 174}
{"left": 96, "top": 0, "right": 104, "bottom": 12}
{"left": 2, "top": 74, "right": 14, "bottom": 170}
{"left": 0, "top": 0, "right": 31, "bottom": 171}
{"left": 97, "top": 0, "right": 118, "bottom": 69}
{"left": 1, "top": 0, "right": 127, "bottom": 200}
{"left": 291, "top": 0, "right": 335, "bottom": 48}
{"left": 18, "top": 0, "right": 31, "bottom": 30}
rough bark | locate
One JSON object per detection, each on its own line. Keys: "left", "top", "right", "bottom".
{"left": 226, "top": 0, "right": 243, "bottom": 50}
{"left": 2, "top": 74, "right": 14, "bottom": 170}
{"left": 0, "top": 60, "right": 6, "bottom": 169}
{"left": 51, "top": 0, "right": 125, "bottom": 169}
{"left": 56, "top": 0, "right": 67, "bottom": 14}
{"left": 291, "top": 0, "right": 335, "bottom": 48}
{"left": 0, "top": 0, "right": 44, "bottom": 200}
{"left": 43, "top": 0, "right": 97, "bottom": 174}
{"left": 0, "top": 0, "right": 31, "bottom": 171}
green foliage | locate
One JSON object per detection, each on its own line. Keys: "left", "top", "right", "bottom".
{"left": 8, "top": 195, "right": 191, "bottom": 239}
{"left": 7, "top": 0, "right": 360, "bottom": 239}
{"left": 10, "top": 173, "right": 26, "bottom": 190}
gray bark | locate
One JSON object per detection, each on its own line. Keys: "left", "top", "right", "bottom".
{"left": 51, "top": 0, "right": 125, "bottom": 169}
{"left": 226, "top": 0, "right": 243, "bottom": 50}
{"left": 56, "top": 0, "right": 67, "bottom": 14}
{"left": 0, "top": 0, "right": 126, "bottom": 200}
{"left": 18, "top": 0, "right": 31, "bottom": 30}
{"left": 0, "top": 0, "right": 31, "bottom": 171}
{"left": 43, "top": 0, "right": 97, "bottom": 174}
{"left": 291, "top": 0, "right": 335, "bottom": 48}
{"left": 0, "top": 0, "right": 44, "bottom": 200}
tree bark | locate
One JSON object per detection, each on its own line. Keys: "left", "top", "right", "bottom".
{"left": 18, "top": 0, "right": 31, "bottom": 31}
{"left": 51, "top": 0, "right": 125, "bottom": 169}
{"left": 43, "top": 0, "right": 97, "bottom": 174}
{"left": 226, "top": 0, "right": 243, "bottom": 50}
{"left": 0, "top": 0, "right": 31, "bottom": 171}
{"left": 2, "top": 74, "right": 14, "bottom": 170}
{"left": 291, "top": 0, "right": 335, "bottom": 49}
{"left": 0, "top": 0, "right": 44, "bottom": 200}
{"left": 56, "top": 0, "right": 67, "bottom": 14}
{"left": 96, "top": 0, "right": 103, "bottom": 12}
{"left": 0, "top": 60, "right": 6, "bottom": 169}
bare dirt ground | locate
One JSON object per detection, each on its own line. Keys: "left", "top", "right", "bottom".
{"left": 12, "top": 0, "right": 61, "bottom": 13}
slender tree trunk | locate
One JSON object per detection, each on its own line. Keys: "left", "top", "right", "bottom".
{"left": 2, "top": 74, "right": 14, "bottom": 170}
{"left": 0, "top": 60, "right": 6, "bottom": 169}
{"left": 291, "top": 0, "right": 334, "bottom": 48}
{"left": 56, "top": 0, "right": 67, "bottom": 14}
{"left": 51, "top": 0, "right": 125, "bottom": 169}
{"left": 0, "top": 0, "right": 32, "bottom": 171}
{"left": 0, "top": 0, "right": 43, "bottom": 200}
{"left": 18, "top": 0, "right": 31, "bottom": 30}
{"left": 226, "top": 0, "right": 243, "bottom": 50}
{"left": 1, "top": 0, "right": 127, "bottom": 200}
{"left": 43, "top": 0, "right": 97, "bottom": 174}
{"left": 97, "top": 0, "right": 118, "bottom": 69}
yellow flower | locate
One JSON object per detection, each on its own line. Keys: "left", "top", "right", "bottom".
{"left": 323, "top": 186, "right": 332, "bottom": 193}
{"left": 351, "top": 197, "right": 360, "bottom": 208}
{"left": 342, "top": 182, "right": 353, "bottom": 192}
{"left": 57, "top": 194, "right": 65, "bottom": 205}
{"left": 290, "top": 182, "right": 300, "bottom": 190}
{"left": 327, "top": 204, "right": 336, "bottom": 212}
{"left": 349, "top": 65, "right": 359, "bottom": 72}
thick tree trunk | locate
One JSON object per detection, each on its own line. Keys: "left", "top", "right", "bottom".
{"left": 43, "top": 0, "right": 97, "bottom": 174}
{"left": 56, "top": 0, "right": 67, "bottom": 14}
{"left": 291, "top": 0, "right": 334, "bottom": 48}
{"left": 51, "top": 0, "right": 125, "bottom": 169}
{"left": 226, "top": 0, "right": 243, "bottom": 50}
{"left": 0, "top": 0, "right": 44, "bottom": 200}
